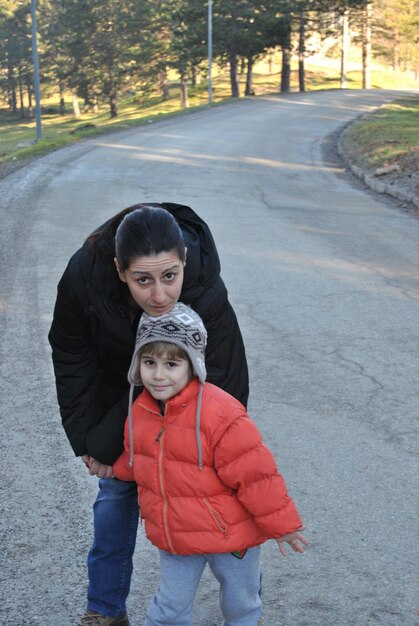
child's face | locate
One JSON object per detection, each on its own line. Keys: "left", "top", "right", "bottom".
{"left": 140, "top": 350, "right": 192, "bottom": 402}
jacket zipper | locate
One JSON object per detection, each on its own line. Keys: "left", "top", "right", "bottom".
{"left": 202, "top": 498, "right": 228, "bottom": 535}
{"left": 157, "top": 425, "right": 176, "bottom": 553}
{"left": 155, "top": 426, "right": 165, "bottom": 442}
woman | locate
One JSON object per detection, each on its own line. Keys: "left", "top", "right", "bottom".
{"left": 48, "top": 202, "right": 249, "bottom": 626}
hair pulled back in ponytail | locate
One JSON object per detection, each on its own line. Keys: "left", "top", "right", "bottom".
{"left": 115, "top": 205, "right": 185, "bottom": 271}
{"left": 87, "top": 203, "right": 186, "bottom": 269}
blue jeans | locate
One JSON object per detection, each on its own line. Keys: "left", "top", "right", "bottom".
{"left": 87, "top": 478, "right": 139, "bottom": 617}
{"left": 146, "top": 547, "right": 262, "bottom": 626}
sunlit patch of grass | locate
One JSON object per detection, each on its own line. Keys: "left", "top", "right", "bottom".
{"left": 341, "top": 96, "right": 419, "bottom": 169}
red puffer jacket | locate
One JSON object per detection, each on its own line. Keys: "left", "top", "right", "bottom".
{"left": 113, "top": 379, "right": 303, "bottom": 555}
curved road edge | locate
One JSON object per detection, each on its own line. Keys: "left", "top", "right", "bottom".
{"left": 337, "top": 114, "right": 419, "bottom": 213}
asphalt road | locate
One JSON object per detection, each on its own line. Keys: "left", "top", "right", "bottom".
{"left": 0, "top": 89, "right": 418, "bottom": 626}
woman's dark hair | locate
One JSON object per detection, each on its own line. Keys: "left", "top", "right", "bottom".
{"left": 88, "top": 203, "right": 185, "bottom": 270}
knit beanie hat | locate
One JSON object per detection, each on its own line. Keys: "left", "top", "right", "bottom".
{"left": 128, "top": 302, "right": 207, "bottom": 385}
{"left": 126, "top": 303, "right": 207, "bottom": 470}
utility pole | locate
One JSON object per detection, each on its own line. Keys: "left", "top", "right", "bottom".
{"left": 31, "top": 0, "right": 42, "bottom": 140}
{"left": 208, "top": 0, "right": 213, "bottom": 104}
{"left": 340, "top": 9, "right": 349, "bottom": 89}
{"left": 362, "top": 1, "right": 372, "bottom": 89}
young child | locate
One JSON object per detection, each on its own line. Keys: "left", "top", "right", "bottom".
{"left": 113, "top": 302, "right": 308, "bottom": 626}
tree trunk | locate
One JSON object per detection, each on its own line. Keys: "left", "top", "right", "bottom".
{"left": 8, "top": 66, "right": 17, "bottom": 114}
{"left": 109, "top": 93, "right": 117, "bottom": 118}
{"left": 280, "top": 15, "right": 292, "bottom": 93}
{"left": 191, "top": 66, "right": 198, "bottom": 86}
{"left": 180, "top": 71, "right": 189, "bottom": 108}
{"left": 229, "top": 53, "right": 239, "bottom": 97}
{"left": 18, "top": 71, "right": 25, "bottom": 119}
{"left": 393, "top": 30, "right": 400, "bottom": 71}
{"left": 27, "top": 76, "right": 33, "bottom": 119}
{"left": 281, "top": 45, "right": 291, "bottom": 93}
{"left": 298, "top": 8, "right": 306, "bottom": 92}
{"left": 72, "top": 92, "right": 81, "bottom": 117}
{"left": 245, "top": 56, "right": 254, "bottom": 96}
{"left": 340, "top": 9, "right": 349, "bottom": 89}
{"left": 59, "top": 80, "right": 65, "bottom": 115}
{"left": 10, "top": 86, "right": 17, "bottom": 114}
{"left": 159, "top": 70, "right": 170, "bottom": 100}
{"left": 362, "top": 2, "right": 372, "bottom": 89}
{"left": 91, "top": 95, "right": 99, "bottom": 113}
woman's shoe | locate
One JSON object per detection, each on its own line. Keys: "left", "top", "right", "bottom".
{"left": 77, "top": 610, "right": 130, "bottom": 626}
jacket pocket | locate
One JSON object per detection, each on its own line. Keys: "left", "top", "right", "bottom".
{"left": 202, "top": 498, "right": 228, "bottom": 535}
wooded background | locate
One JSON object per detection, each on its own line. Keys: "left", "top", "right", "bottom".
{"left": 1, "top": 1, "right": 418, "bottom": 119}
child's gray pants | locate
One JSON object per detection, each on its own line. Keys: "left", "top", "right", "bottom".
{"left": 145, "top": 546, "right": 262, "bottom": 625}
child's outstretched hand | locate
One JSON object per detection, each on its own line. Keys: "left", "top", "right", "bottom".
{"left": 275, "top": 530, "right": 309, "bottom": 556}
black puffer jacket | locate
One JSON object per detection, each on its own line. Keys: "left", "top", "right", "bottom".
{"left": 48, "top": 203, "right": 249, "bottom": 465}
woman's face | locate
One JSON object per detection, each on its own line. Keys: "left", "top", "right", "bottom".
{"left": 115, "top": 250, "right": 185, "bottom": 317}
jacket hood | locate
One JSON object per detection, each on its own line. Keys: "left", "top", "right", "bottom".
{"left": 163, "top": 202, "right": 221, "bottom": 301}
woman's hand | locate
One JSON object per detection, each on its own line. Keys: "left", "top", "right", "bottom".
{"left": 81, "top": 455, "right": 114, "bottom": 478}
{"left": 81, "top": 454, "right": 91, "bottom": 470}
{"left": 275, "top": 530, "right": 309, "bottom": 556}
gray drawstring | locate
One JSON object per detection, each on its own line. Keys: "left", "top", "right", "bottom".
{"left": 195, "top": 383, "right": 204, "bottom": 471}
{"left": 128, "top": 383, "right": 135, "bottom": 467}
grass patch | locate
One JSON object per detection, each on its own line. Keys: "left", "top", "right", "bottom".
{"left": 341, "top": 96, "right": 419, "bottom": 170}
{"left": 0, "top": 72, "right": 254, "bottom": 164}
{"left": 1, "top": 63, "right": 418, "bottom": 166}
